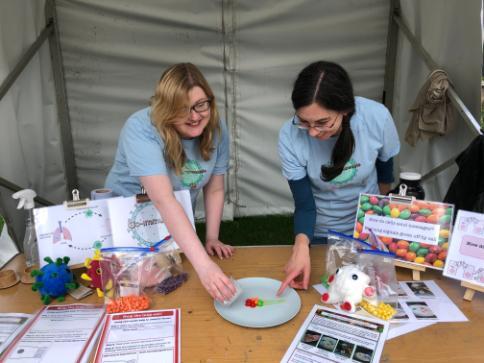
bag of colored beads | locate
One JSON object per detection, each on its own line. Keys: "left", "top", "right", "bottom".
{"left": 100, "top": 246, "right": 158, "bottom": 313}
{"left": 153, "top": 251, "right": 188, "bottom": 295}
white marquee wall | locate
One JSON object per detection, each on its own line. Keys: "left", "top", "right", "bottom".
{"left": 0, "top": 0, "right": 481, "bottom": 243}
{"left": 0, "top": 0, "right": 66, "bottom": 242}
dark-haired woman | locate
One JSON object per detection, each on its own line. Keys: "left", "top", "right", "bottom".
{"left": 277, "top": 61, "right": 400, "bottom": 294}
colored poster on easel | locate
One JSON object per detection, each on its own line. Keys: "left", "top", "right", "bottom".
{"left": 353, "top": 193, "right": 454, "bottom": 270}
{"left": 443, "top": 210, "right": 484, "bottom": 288}
{"left": 33, "top": 200, "right": 114, "bottom": 267}
{"left": 107, "top": 189, "right": 193, "bottom": 251}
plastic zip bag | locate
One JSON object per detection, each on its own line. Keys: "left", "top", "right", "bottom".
{"left": 100, "top": 246, "right": 155, "bottom": 313}
{"left": 100, "top": 235, "right": 186, "bottom": 312}
{"left": 357, "top": 249, "right": 399, "bottom": 303}
{"left": 152, "top": 250, "right": 188, "bottom": 295}
{"left": 323, "top": 231, "right": 372, "bottom": 287}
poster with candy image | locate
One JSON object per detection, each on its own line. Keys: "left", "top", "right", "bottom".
{"left": 353, "top": 193, "right": 455, "bottom": 270}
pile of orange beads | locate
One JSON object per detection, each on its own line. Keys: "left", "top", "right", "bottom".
{"left": 106, "top": 295, "right": 150, "bottom": 313}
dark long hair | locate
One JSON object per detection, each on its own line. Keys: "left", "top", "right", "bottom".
{"left": 291, "top": 61, "right": 355, "bottom": 181}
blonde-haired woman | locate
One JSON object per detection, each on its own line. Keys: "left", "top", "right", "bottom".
{"left": 106, "top": 63, "right": 236, "bottom": 302}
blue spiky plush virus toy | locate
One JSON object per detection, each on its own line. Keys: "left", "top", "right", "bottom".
{"left": 31, "top": 256, "right": 79, "bottom": 304}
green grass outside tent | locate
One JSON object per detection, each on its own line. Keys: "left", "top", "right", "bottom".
{"left": 196, "top": 215, "right": 293, "bottom": 246}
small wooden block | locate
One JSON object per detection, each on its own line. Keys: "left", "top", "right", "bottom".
{"left": 412, "top": 270, "right": 421, "bottom": 281}
{"left": 463, "top": 288, "right": 475, "bottom": 301}
{"left": 394, "top": 259, "right": 426, "bottom": 280}
{"left": 461, "top": 281, "right": 484, "bottom": 301}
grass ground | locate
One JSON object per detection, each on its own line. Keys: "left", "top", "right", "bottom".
{"left": 196, "top": 214, "right": 293, "bottom": 246}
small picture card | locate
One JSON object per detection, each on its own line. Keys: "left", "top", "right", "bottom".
{"left": 443, "top": 210, "right": 484, "bottom": 287}
{"left": 353, "top": 193, "right": 454, "bottom": 270}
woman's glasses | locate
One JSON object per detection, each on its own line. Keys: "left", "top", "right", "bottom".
{"left": 189, "top": 98, "right": 212, "bottom": 114}
{"left": 292, "top": 114, "right": 334, "bottom": 133}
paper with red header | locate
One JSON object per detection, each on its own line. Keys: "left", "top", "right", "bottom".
{"left": 94, "top": 309, "right": 180, "bottom": 363}
{"left": 0, "top": 313, "right": 32, "bottom": 356}
{"left": 0, "top": 304, "right": 105, "bottom": 363}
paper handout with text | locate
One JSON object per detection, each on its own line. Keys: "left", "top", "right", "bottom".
{"left": 281, "top": 305, "right": 389, "bottom": 363}
{"left": 0, "top": 313, "right": 32, "bottom": 356}
{"left": 94, "top": 308, "right": 180, "bottom": 363}
{"left": 1, "top": 304, "right": 105, "bottom": 363}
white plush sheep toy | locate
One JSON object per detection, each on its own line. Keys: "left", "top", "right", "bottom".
{"left": 321, "top": 265, "right": 376, "bottom": 313}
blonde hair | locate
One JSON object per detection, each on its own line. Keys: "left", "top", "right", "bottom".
{"left": 150, "top": 63, "right": 220, "bottom": 175}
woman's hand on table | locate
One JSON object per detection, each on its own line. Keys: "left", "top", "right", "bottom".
{"left": 205, "top": 239, "right": 235, "bottom": 259}
{"left": 195, "top": 258, "right": 236, "bottom": 302}
{"left": 277, "top": 235, "right": 311, "bottom": 296}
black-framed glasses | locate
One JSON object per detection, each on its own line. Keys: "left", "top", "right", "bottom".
{"left": 292, "top": 114, "right": 332, "bottom": 133}
{"left": 189, "top": 98, "right": 212, "bottom": 114}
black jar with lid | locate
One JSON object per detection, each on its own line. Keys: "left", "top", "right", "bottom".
{"left": 390, "top": 172, "right": 425, "bottom": 199}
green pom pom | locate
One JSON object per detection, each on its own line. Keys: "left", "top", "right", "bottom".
{"left": 31, "top": 270, "right": 42, "bottom": 277}
{"left": 321, "top": 274, "right": 330, "bottom": 289}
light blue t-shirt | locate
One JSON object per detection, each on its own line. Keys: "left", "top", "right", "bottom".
{"left": 278, "top": 97, "right": 400, "bottom": 237}
{"left": 105, "top": 107, "right": 230, "bottom": 208}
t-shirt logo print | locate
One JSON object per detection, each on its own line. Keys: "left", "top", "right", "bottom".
{"left": 329, "top": 158, "right": 359, "bottom": 185}
{"left": 181, "top": 160, "right": 206, "bottom": 189}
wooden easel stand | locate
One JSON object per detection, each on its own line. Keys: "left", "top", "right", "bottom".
{"left": 394, "top": 259, "right": 426, "bottom": 281}
{"left": 461, "top": 281, "right": 484, "bottom": 301}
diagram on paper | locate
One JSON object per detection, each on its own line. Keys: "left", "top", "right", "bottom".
{"left": 126, "top": 202, "right": 173, "bottom": 247}
{"left": 34, "top": 201, "right": 113, "bottom": 267}
{"left": 108, "top": 192, "right": 193, "bottom": 251}
{"left": 457, "top": 215, "right": 484, "bottom": 235}
{"left": 445, "top": 260, "right": 484, "bottom": 284}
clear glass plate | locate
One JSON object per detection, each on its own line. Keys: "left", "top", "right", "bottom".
{"left": 214, "top": 277, "right": 301, "bottom": 328}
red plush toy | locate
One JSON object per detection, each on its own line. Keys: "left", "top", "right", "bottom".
{"left": 81, "top": 249, "right": 113, "bottom": 297}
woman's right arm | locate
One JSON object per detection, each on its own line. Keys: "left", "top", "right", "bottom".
{"left": 277, "top": 176, "right": 315, "bottom": 295}
{"left": 140, "top": 174, "right": 235, "bottom": 302}
{"left": 277, "top": 124, "right": 315, "bottom": 295}
{"left": 376, "top": 157, "right": 394, "bottom": 195}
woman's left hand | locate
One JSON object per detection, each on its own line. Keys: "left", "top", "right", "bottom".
{"left": 205, "top": 239, "right": 235, "bottom": 259}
